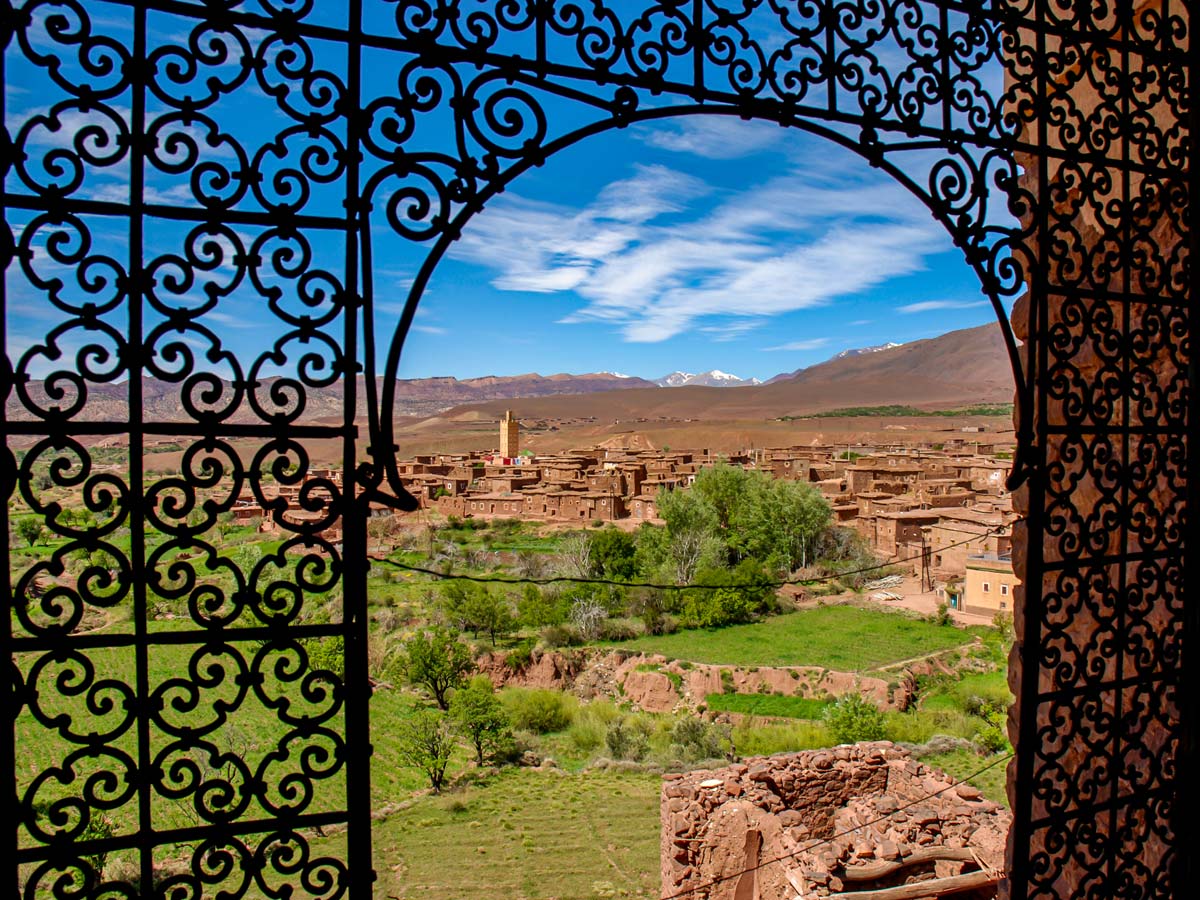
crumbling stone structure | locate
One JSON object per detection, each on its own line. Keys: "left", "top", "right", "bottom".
{"left": 662, "top": 744, "right": 1009, "bottom": 900}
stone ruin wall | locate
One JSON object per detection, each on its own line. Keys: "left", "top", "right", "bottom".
{"left": 1002, "top": 0, "right": 1188, "bottom": 893}
{"left": 661, "top": 743, "right": 1010, "bottom": 900}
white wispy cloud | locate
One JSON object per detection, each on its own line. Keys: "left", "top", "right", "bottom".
{"left": 638, "top": 117, "right": 783, "bottom": 159}
{"left": 897, "top": 300, "right": 988, "bottom": 314}
{"left": 699, "top": 319, "right": 764, "bottom": 342}
{"left": 765, "top": 338, "right": 830, "bottom": 351}
{"left": 451, "top": 163, "right": 942, "bottom": 343}
{"left": 411, "top": 324, "right": 447, "bottom": 335}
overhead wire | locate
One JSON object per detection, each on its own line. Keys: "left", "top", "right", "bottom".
{"left": 367, "top": 519, "right": 1022, "bottom": 592}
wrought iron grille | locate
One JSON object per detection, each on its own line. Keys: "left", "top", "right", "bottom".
{"left": 0, "top": 1, "right": 1190, "bottom": 898}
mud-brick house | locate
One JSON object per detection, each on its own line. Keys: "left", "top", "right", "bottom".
{"left": 924, "top": 509, "right": 1013, "bottom": 579}
{"left": 556, "top": 491, "right": 625, "bottom": 522}
{"left": 631, "top": 493, "right": 660, "bottom": 520}
{"left": 871, "top": 510, "right": 942, "bottom": 559}
{"left": 460, "top": 494, "right": 526, "bottom": 517}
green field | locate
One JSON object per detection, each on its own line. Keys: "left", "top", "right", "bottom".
{"left": 922, "top": 750, "right": 1010, "bottom": 805}
{"left": 613, "top": 605, "right": 975, "bottom": 670}
{"left": 365, "top": 769, "right": 660, "bottom": 900}
{"left": 706, "top": 693, "right": 831, "bottom": 719}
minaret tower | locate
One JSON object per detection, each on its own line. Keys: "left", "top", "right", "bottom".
{"left": 500, "top": 410, "right": 519, "bottom": 458}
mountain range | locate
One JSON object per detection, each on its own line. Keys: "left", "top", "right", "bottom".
{"left": 9, "top": 323, "right": 1015, "bottom": 426}
{"left": 431, "top": 323, "right": 1015, "bottom": 422}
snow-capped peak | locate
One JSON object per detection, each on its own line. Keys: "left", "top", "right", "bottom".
{"left": 599, "top": 371, "right": 633, "bottom": 379}
{"left": 833, "top": 341, "right": 903, "bottom": 360}
{"left": 656, "top": 370, "right": 759, "bottom": 388}
{"left": 655, "top": 371, "right": 697, "bottom": 387}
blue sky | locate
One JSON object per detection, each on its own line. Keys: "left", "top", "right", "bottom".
{"left": 5, "top": 1, "right": 1011, "bottom": 385}
{"left": 390, "top": 118, "right": 1005, "bottom": 382}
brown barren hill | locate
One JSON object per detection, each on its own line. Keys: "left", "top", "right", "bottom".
{"left": 437, "top": 322, "right": 1017, "bottom": 422}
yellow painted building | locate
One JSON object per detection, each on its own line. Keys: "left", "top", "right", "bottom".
{"left": 962, "top": 553, "right": 1019, "bottom": 617}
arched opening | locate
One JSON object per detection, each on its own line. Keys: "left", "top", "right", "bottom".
{"left": 362, "top": 113, "right": 1022, "bottom": 898}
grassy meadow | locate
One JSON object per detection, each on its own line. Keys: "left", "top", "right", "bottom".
{"left": 612, "top": 604, "right": 977, "bottom": 670}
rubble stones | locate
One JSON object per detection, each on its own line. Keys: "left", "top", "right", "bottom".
{"left": 661, "top": 743, "right": 1010, "bottom": 900}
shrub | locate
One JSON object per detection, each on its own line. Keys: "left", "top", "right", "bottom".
{"left": 927, "top": 602, "right": 953, "bottom": 626}
{"left": 823, "top": 693, "right": 886, "bottom": 744}
{"left": 605, "top": 717, "right": 649, "bottom": 761}
{"left": 505, "top": 638, "right": 537, "bottom": 673}
{"left": 540, "top": 623, "right": 582, "bottom": 648}
{"left": 973, "top": 710, "right": 1011, "bottom": 754}
{"left": 599, "top": 618, "right": 640, "bottom": 641}
{"left": 501, "top": 688, "right": 576, "bottom": 734}
{"left": 669, "top": 717, "right": 730, "bottom": 762}
{"left": 567, "top": 716, "right": 608, "bottom": 754}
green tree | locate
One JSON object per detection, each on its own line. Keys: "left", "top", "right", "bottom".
{"left": 437, "top": 581, "right": 474, "bottom": 632}
{"left": 16, "top": 517, "right": 44, "bottom": 547}
{"left": 691, "top": 462, "right": 754, "bottom": 531}
{"left": 679, "top": 560, "right": 771, "bottom": 628}
{"left": 633, "top": 521, "right": 671, "bottom": 579}
{"left": 657, "top": 488, "right": 723, "bottom": 584}
{"left": 588, "top": 527, "right": 637, "bottom": 580}
{"left": 401, "top": 628, "right": 475, "bottom": 710}
{"left": 734, "top": 478, "right": 831, "bottom": 572}
{"left": 396, "top": 709, "right": 456, "bottom": 792}
{"left": 517, "top": 583, "right": 565, "bottom": 628}
{"left": 450, "top": 675, "right": 512, "bottom": 766}
{"left": 823, "top": 693, "right": 886, "bottom": 744}
{"left": 464, "top": 586, "right": 517, "bottom": 647}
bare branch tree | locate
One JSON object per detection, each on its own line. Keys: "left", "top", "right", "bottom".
{"left": 560, "top": 531, "right": 592, "bottom": 578}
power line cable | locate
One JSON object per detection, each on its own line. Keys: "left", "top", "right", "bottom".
{"left": 659, "top": 751, "right": 1014, "bottom": 900}
{"left": 368, "top": 519, "right": 1021, "bottom": 592}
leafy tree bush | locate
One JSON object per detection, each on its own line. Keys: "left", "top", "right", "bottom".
{"left": 972, "top": 710, "right": 1011, "bottom": 754}
{"left": 679, "top": 560, "right": 774, "bottom": 628}
{"left": 540, "top": 623, "right": 582, "bottom": 648}
{"left": 732, "top": 477, "right": 830, "bottom": 572}
{"left": 668, "top": 717, "right": 730, "bottom": 762}
{"left": 656, "top": 488, "right": 723, "bottom": 584}
{"left": 397, "top": 709, "right": 456, "bottom": 792}
{"left": 504, "top": 637, "right": 537, "bottom": 672}
{"left": 517, "top": 583, "right": 566, "bottom": 628}
{"left": 501, "top": 688, "right": 575, "bottom": 734}
{"left": 604, "top": 717, "right": 649, "bottom": 761}
{"left": 450, "top": 675, "right": 512, "bottom": 766}
{"left": 400, "top": 628, "right": 475, "bottom": 710}
{"left": 465, "top": 586, "right": 516, "bottom": 646}
{"left": 588, "top": 527, "right": 637, "bottom": 580}
{"left": 438, "top": 582, "right": 516, "bottom": 644}
{"left": 16, "top": 517, "right": 44, "bottom": 548}
{"left": 823, "top": 693, "right": 887, "bottom": 744}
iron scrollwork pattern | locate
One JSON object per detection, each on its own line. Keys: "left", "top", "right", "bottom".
{"left": 0, "top": 1, "right": 1191, "bottom": 898}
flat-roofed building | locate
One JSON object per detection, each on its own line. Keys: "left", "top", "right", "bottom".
{"left": 962, "top": 553, "right": 1019, "bottom": 617}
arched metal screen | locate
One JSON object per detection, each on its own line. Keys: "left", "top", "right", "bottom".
{"left": 1, "top": 1, "right": 1190, "bottom": 897}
